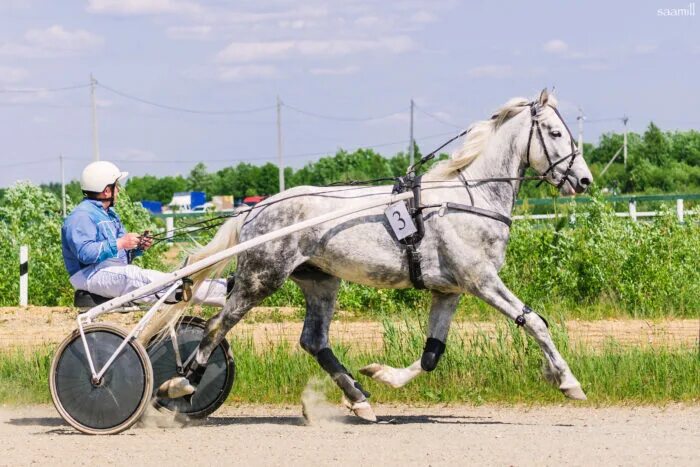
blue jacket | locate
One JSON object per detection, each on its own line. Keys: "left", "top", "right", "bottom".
{"left": 61, "top": 199, "right": 139, "bottom": 276}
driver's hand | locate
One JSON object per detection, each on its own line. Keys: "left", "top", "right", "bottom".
{"left": 117, "top": 233, "right": 141, "bottom": 250}
{"left": 139, "top": 235, "right": 154, "bottom": 250}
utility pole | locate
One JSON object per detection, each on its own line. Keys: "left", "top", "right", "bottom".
{"left": 409, "top": 99, "right": 415, "bottom": 167}
{"left": 577, "top": 107, "right": 584, "bottom": 158}
{"left": 90, "top": 74, "right": 100, "bottom": 161}
{"left": 623, "top": 115, "right": 629, "bottom": 169}
{"left": 276, "top": 96, "right": 284, "bottom": 192}
{"left": 60, "top": 154, "right": 66, "bottom": 217}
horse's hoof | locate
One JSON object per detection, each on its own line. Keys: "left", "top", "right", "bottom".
{"left": 561, "top": 385, "right": 587, "bottom": 400}
{"left": 341, "top": 396, "right": 377, "bottom": 422}
{"left": 359, "top": 363, "right": 382, "bottom": 378}
{"left": 157, "top": 376, "right": 195, "bottom": 399}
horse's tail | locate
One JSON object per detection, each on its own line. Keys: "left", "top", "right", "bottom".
{"left": 139, "top": 212, "right": 247, "bottom": 344}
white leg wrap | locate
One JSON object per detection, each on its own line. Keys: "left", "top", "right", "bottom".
{"left": 359, "top": 360, "right": 424, "bottom": 389}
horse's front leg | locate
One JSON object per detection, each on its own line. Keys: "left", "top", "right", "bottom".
{"left": 473, "top": 270, "right": 587, "bottom": 400}
{"left": 360, "top": 291, "right": 460, "bottom": 388}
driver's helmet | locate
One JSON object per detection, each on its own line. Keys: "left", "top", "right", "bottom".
{"left": 80, "top": 161, "right": 128, "bottom": 193}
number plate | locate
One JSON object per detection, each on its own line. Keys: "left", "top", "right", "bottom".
{"left": 385, "top": 201, "right": 417, "bottom": 240}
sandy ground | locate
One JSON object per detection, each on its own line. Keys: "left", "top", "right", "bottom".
{"left": 0, "top": 403, "right": 698, "bottom": 466}
{"left": 1, "top": 307, "right": 698, "bottom": 351}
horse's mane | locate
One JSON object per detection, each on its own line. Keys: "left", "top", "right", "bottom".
{"left": 428, "top": 95, "right": 558, "bottom": 178}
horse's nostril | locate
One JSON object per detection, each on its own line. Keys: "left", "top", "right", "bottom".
{"left": 580, "top": 177, "right": 591, "bottom": 187}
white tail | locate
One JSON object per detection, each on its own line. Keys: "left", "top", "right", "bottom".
{"left": 139, "top": 212, "right": 247, "bottom": 344}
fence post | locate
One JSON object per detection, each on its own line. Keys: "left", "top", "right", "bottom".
{"left": 19, "top": 245, "right": 28, "bottom": 307}
{"left": 628, "top": 200, "right": 637, "bottom": 222}
{"left": 166, "top": 216, "right": 174, "bottom": 243}
{"left": 676, "top": 198, "right": 684, "bottom": 223}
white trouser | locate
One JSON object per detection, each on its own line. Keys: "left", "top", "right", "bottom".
{"left": 70, "top": 261, "right": 227, "bottom": 307}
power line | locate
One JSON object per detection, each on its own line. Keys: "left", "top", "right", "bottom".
{"left": 413, "top": 104, "right": 463, "bottom": 129}
{"left": 282, "top": 102, "right": 409, "bottom": 122}
{"left": 0, "top": 102, "right": 90, "bottom": 109}
{"left": 0, "top": 83, "right": 90, "bottom": 93}
{"left": 60, "top": 130, "right": 457, "bottom": 166}
{"left": 0, "top": 158, "right": 60, "bottom": 168}
{"left": 96, "top": 81, "right": 277, "bottom": 115}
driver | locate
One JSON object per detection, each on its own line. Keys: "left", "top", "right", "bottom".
{"left": 61, "top": 161, "right": 227, "bottom": 306}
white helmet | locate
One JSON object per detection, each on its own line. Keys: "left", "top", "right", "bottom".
{"left": 80, "top": 161, "right": 128, "bottom": 193}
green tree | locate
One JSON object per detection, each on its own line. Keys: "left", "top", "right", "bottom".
{"left": 187, "top": 162, "right": 212, "bottom": 194}
{"left": 639, "top": 122, "right": 671, "bottom": 166}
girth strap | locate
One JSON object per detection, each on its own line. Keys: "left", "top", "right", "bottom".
{"left": 392, "top": 174, "right": 427, "bottom": 290}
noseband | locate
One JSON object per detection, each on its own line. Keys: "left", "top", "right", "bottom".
{"left": 525, "top": 102, "right": 579, "bottom": 189}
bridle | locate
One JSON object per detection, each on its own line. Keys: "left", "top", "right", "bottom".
{"left": 525, "top": 101, "right": 580, "bottom": 190}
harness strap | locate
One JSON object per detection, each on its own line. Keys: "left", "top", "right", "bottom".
{"left": 402, "top": 174, "right": 427, "bottom": 290}
{"left": 422, "top": 202, "right": 512, "bottom": 227}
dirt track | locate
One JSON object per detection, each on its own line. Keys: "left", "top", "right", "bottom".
{"left": 1, "top": 307, "right": 698, "bottom": 351}
{"left": 1, "top": 404, "right": 698, "bottom": 466}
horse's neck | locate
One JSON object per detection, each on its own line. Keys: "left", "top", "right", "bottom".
{"left": 455, "top": 129, "right": 525, "bottom": 216}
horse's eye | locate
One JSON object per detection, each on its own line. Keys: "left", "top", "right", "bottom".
{"left": 551, "top": 130, "right": 562, "bottom": 137}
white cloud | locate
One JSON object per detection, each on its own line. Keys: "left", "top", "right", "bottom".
{"left": 467, "top": 65, "right": 512, "bottom": 78}
{"left": 166, "top": 25, "right": 212, "bottom": 40}
{"left": 86, "top": 0, "right": 201, "bottom": 16}
{"left": 218, "top": 65, "right": 279, "bottom": 82}
{"left": 309, "top": 65, "right": 360, "bottom": 75}
{"left": 25, "top": 25, "right": 103, "bottom": 52}
{"left": 217, "top": 36, "right": 414, "bottom": 63}
{"left": 0, "top": 66, "right": 28, "bottom": 84}
{"left": 278, "top": 19, "right": 312, "bottom": 30}
{"left": 367, "top": 111, "right": 411, "bottom": 126}
{"left": 543, "top": 39, "right": 568, "bottom": 54}
{"left": 0, "top": 25, "right": 103, "bottom": 58}
{"left": 410, "top": 11, "right": 437, "bottom": 23}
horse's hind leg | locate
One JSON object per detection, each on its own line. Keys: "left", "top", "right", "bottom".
{"left": 292, "top": 268, "right": 376, "bottom": 422}
{"left": 157, "top": 252, "right": 296, "bottom": 399}
{"left": 473, "top": 270, "right": 586, "bottom": 400}
{"left": 360, "top": 291, "right": 460, "bottom": 388}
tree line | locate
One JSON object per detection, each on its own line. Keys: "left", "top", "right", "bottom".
{"left": 1, "top": 122, "right": 697, "bottom": 205}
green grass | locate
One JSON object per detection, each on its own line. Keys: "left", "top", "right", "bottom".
{"left": 1, "top": 321, "right": 697, "bottom": 406}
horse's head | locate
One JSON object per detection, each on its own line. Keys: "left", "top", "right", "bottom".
{"left": 524, "top": 89, "right": 593, "bottom": 196}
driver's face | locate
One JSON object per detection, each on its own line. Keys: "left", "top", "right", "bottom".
{"left": 101, "top": 182, "right": 120, "bottom": 202}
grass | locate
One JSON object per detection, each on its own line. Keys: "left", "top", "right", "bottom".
{"left": 200, "top": 290, "right": 691, "bottom": 323}
{"left": 1, "top": 321, "right": 697, "bottom": 406}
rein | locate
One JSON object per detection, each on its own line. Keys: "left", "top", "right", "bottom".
{"left": 146, "top": 100, "right": 578, "bottom": 246}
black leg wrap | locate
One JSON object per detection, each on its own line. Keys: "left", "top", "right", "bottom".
{"left": 185, "top": 360, "right": 207, "bottom": 386}
{"left": 316, "top": 348, "right": 370, "bottom": 401}
{"left": 516, "top": 305, "right": 549, "bottom": 328}
{"left": 420, "top": 337, "right": 446, "bottom": 372}
{"left": 226, "top": 274, "right": 236, "bottom": 295}
{"left": 316, "top": 348, "right": 348, "bottom": 375}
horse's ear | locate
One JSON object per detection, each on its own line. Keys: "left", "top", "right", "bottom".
{"left": 538, "top": 88, "right": 549, "bottom": 106}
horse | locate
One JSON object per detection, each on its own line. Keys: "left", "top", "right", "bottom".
{"left": 155, "top": 89, "right": 593, "bottom": 421}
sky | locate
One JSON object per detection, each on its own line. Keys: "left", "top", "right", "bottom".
{"left": 0, "top": 0, "right": 699, "bottom": 187}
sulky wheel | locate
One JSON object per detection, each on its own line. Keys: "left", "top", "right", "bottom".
{"left": 148, "top": 316, "right": 235, "bottom": 419}
{"left": 50, "top": 323, "right": 153, "bottom": 435}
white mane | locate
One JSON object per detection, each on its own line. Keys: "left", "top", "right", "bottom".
{"left": 429, "top": 95, "right": 558, "bottom": 178}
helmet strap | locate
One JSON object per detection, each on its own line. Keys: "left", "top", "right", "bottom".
{"left": 82, "top": 182, "right": 116, "bottom": 209}
{"left": 107, "top": 183, "right": 116, "bottom": 208}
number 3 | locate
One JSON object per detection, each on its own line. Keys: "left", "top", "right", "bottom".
{"left": 392, "top": 211, "right": 406, "bottom": 230}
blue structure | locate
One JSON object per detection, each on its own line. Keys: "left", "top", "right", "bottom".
{"left": 141, "top": 200, "right": 162, "bottom": 214}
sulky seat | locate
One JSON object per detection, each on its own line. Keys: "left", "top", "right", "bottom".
{"left": 73, "top": 290, "right": 138, "bottom": 309}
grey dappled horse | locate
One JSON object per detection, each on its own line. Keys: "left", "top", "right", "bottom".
{"left": 157, "top": 90, "right": 593, "bottom": 420}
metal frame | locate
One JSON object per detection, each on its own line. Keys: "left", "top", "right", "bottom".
{"left": 72, "top": 192, "right": 414, "bottom": 382}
